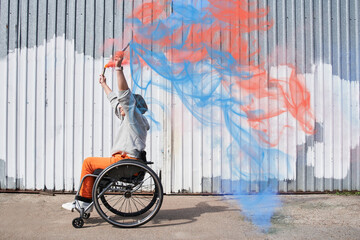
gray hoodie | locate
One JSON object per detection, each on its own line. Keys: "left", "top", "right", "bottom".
{"left": 107, "top": 89, "right": 150, "bottom": 158}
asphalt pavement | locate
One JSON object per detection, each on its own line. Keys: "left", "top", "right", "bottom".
{"left": 0, "top": 193, "right": 359, "bottom": 239}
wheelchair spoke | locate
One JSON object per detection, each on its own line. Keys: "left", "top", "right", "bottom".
{"left": 118, "top": 197, "right": 127, "bottom": 213}
{"left": 124, "top": 199, "right": 128, "bottom": 213}
{"left": 136, "top": 184, "right": 155, "bottom": 192}
{"left": 109, "top": 195, "right": 125, "bottom": 207}
{"left": 128, "top": 199, "right": 133, "bottom": 213}
{"left": 104, "top": 195, "right": 117, "bottom": 202}
{"left": 124, "top": 199, "right": 129, "bottom": 214}
{"left": 130, "top": 198, "right": 140, "bottom": 212}
{"left": 133, "top": 195, "right": 152, "bottom": 206}
{"left": 132, "top": 196, "right": 147, "bottom": 207}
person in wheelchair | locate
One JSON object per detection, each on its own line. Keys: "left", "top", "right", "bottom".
{"left": 62, "top": 52, "right": 150, "bottom": 213}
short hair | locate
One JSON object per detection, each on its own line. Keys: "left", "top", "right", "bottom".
{"left": 133, "top": 94, "right": 148, "bottom": 114}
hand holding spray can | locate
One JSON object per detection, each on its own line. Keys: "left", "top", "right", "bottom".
{"left": 102, "top": 42, "right": 130, "bottom": 76}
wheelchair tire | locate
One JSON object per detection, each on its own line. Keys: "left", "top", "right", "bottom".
{"left": 72, "top": 217, "right": 84, "bottom": 228}
{"left": 92, "top": 160, "right": 163, "bottom": 228}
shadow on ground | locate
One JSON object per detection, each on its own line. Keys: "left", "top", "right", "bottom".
{"left": 83, "top": 201, "right": 240, "bottom": 229}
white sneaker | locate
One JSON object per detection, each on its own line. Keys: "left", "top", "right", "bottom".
{"left": 62, "top": 201, "right": 76, "bottom": 211}
{"left": 62, "top": 200, "right": 93, "bottom": 212}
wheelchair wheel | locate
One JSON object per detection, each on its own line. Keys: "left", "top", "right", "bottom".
{"left": 72, "top": 217, "right": 84, "bottom": 228}
{"left": 92, "top": 160, "right": 163, "bottom": 228}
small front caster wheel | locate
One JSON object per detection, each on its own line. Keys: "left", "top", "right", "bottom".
{"left": 72, "top": 217, "right": 84, "bottom": 228}
{"left": 83, "top": 213, "right": 90, "bottom": 219}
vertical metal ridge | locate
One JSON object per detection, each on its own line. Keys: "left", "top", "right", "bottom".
{"left": 5, "top": 0, "right": 9, "bottom": 190}
{"left": 149, "top": 0, "right": 152, "bottom": 179}
{"left": 304, "top": 0, "right": 313, "bottom": 192}
{"left": 294, "top": 0, "right": 306, "bottom": 192}
{"left": 59, "top": 0, "right": 64, "bottom": 190}
{"left": 322, "top": 0, "right": 333, "bottom": 191}
{"left": 256, "top": 0, "right": 261, "bottom": 192}
{"left": 331, "top": 0, "right": 336, "bottom": 192}
{"left": 311, "top": 0, "right": 315, "bottom": 192}
{"left": 344, "top": 0, "right": 351, "bottom": 190}
{"left": 101, "top": 0, "right": 105, "bottom": 159}
{"left": 53, "top": 0, "right": 57, "bottom": 190}
{"left": 275, "top": 0, "right": 283, "bottom": 192}
{"left": 347, "top": 0, "right": 352, "bottom": 190}
{"left": 262, "top": 0, "right": 270, "bottom": 192}
{"left": 34, "top": 0, "right": 39, "bottom": 189}
{"left": 54, "top": 0, "right": 58, "bottom": 190}
{"left": 315, "top": 0, "right": 320, "bottom": 191}
{"left": 245, "top": 0, "right": 249, "bottom": 193}
{"left": 53, "top": 0, "right": 58, "bottom": 190}
{"left": 23, "top": 0, "right": 29, "bottom": 190}
{"left": 110, "top": 0, "right": 114, "bottom": 149}
{"left": 340, "top": 0, "right": 351, "bottom": 190}
{"left": 200, "top": 0, "right": 204, "bottom": 193}
{"left": 0, "top": 0, "right": 10, "bottom": 189}
{"left": 332, "top": 0, "right": 341, "bottom": 190}
{"left": 63, "top": 0, "right": 68, "bottom": 190}
{"left": 358, "top": 0, "right": 360, "bottom": 191}
{"left": 70, "top": 0, "right": 76, "bottom": 190}
{"left": 320, "top": 0, "right": 326, "bottom": 191}
{"left": 355, "top": 0, "right": 360, "bottom": 191}
{"left": 349, "top": 0, "right": 358, "bottom": 190}
{"left": 91, "top": 0, "right": 95, "bottom": 159}
{"left": 284, "top": 0, "right": 289, "bottom": 193}
{"left": 273, "top": 0, "right": 279, "bottom": 192}
{"left": 6, "top": 0, "right": 10, "bottom": 189}
{"left": 43, "top": 0, "right": 47, "bottom": 190}
{"left": 81, "top": 0, "right": 86, "bottom": 163}
{"left": 180, "top": 0, "right": 185, "bottom": 192}
{"left": 15, "top": 0, "right": 20, "bottom": 189}
{"left": 301, "top": 0, "right": 306, "bottom": 192}
{"left": 72, "top": 0, "right": 77, "bottom": 190}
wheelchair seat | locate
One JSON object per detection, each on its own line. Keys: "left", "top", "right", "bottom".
{"left": 92, "top": 151, "right": 152, "bottom": 181}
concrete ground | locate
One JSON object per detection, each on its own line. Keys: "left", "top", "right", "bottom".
{"left": 0, "top": 193, "right": 359, "bottom": 240}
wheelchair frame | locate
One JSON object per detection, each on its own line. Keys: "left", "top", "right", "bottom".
{"left": 71, "top": 159, "right": 163, "bottom": 228}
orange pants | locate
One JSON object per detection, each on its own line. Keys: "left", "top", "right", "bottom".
{"left": 79, "top": 153, "right": 138, "bottom": 199}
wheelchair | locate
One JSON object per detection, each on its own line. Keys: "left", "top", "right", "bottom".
{"left": 71, "top": 154, "right": 163, "bottom": 228}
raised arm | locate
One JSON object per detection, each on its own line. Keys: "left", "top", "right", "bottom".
{"left": 115, "top": 52, "right": 129, "bottom": 91}
{"left": 114, "top": 51, "right": 136, "bottom": 117}
{"left": 99, "top": 74, "right": 122, "bottom": 119}
{"left": 99, "top": 51, "right": 134, "bottom": 120}
{"left": 99, "top": 75, "right": 112, "bottom": 95}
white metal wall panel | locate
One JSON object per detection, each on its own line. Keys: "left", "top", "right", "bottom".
{"left": 0, "top": 0, "right": 9, "bottom": 189}
{"left": 0, "top": 0, "right": 360, "bottom": 193}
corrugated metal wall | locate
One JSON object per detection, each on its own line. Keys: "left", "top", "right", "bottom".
{"left": 0, "top": 0, "right": 359, "bottom": 193}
